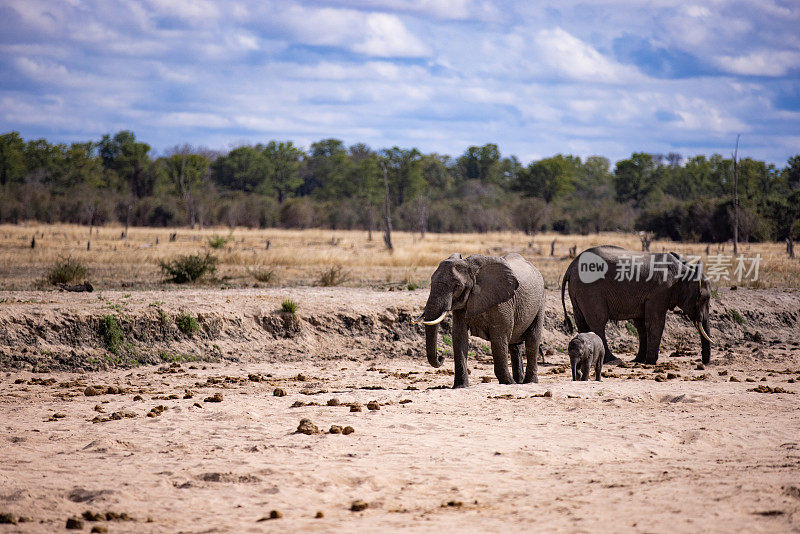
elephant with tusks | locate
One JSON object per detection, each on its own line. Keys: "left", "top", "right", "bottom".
{"left": 413, "top": 253, "right": 545, "bottom": 388}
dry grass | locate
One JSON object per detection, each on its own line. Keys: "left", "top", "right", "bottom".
{"left": 1, "top": 223, "right": 797, "bottom": 290}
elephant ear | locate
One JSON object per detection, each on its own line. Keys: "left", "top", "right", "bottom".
{"left": 466, "top": 259, "right": 519, "bottom": 318}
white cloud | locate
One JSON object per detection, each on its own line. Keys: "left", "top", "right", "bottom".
{"left": 714, "top": 50, "right": 800, "bottom": 77}
{"left": 534, "top": 28, "right": 637, "bottom": 83}
{"left": 352, "top": 13, "right": 430, "bottom": 57}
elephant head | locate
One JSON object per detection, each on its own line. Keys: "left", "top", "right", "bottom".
{"left": 673, "top": 261, "right": 714, "bottom": 364}
{"left": 412, "top": 254, "right": 519, "bottom": 368}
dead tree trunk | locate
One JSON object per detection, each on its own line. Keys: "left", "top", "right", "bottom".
{"left": 732, "top": 134, "right": 740, "bottom": 255}
{"left": 380, "top": 161, "right": 393, "bottom": 251}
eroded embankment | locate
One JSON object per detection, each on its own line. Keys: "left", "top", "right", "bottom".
{"left": 0, "top": 287, "right": 797, "bottom": 372}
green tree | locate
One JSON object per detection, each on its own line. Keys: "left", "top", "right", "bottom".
{"left": 0, "top": 132, "right": 26, "bottom": 187}
{"left": 516, "top": 154, "right": 581, "bottom": 202}
{"left": 456, "top": 143, "right": 503, "bottom": 186}
{"left": 613, "top": 153, "right": 658, "bottom": 205}
{"left": 213, "top": 145, "right": 272, "bottom": 194}
{"left": 163, "top": 147, "right": 211, "bottom": 228}
{"left": 262, "top": 141, "right": 303, "bottom": 203}
{"left": 97, "top": 131, "right": 154, "bottom": 198}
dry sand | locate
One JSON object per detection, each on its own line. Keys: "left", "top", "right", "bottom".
{"left": 1, "top": 287, "right": 799, "bottom": 532}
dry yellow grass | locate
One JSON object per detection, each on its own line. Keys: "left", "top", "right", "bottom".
{"left": 1, "top": 223, "right": 797, "bottom": 290}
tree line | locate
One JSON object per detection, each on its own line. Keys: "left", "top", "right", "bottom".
{"left": 1, "top": 130, "right": 798, "bottom": 244}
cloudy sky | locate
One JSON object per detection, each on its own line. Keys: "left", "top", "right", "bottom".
{"left": 1, "top": 0, "right": 798, "bottom": 164}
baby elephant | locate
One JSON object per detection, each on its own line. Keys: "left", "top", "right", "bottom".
{"left": 568, "top": 332, "right": 605, "bottom": 381}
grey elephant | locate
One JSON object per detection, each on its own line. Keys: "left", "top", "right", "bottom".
{"left": 412, "top": 253, "right": 545, "bottom": 388}
{"left": 561, "top": 246, "right": 713, "bottom": 365}
{"left": 568, "top": 332, "right": 604, "bottom": 381}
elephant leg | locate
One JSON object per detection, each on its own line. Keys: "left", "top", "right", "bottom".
{"left": 644, "top": 304, "right": 666, "bottom": 365}
{"left": 570, "top": 357, "right": 578, "bottom": 381}
{"left": 594, "top": 353, "right": 602, "bottom": 381}
{"left": 490, "top": 337, "right": 514, "bottom": 385}
{"left": 574, "top": 306, "right": 590, "bottom": 332}
{"left": 585, "top": 315, "right": 615, "bottom": 364}
{"left": 451, "top": 310, "right": 470, "bottom": 388}
{"left": 510, "top": 343, "right": 524, "bottom": 384}
{"left": 581, "top": 358, "right": 590, "bottom": 381}
{"left": 632, "top": 318, "right": 647, "bottom": 363}
{"left": 522, "top": 310, "right": 544, "bottom": 384}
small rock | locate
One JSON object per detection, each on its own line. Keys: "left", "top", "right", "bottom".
{"left": 93, "top": 405, "right": 104, "bottom": 413}
{"left": 666, "top": 373, "right": 678, "bottom": 380}
{"left": 718, "top": 370, "right": 728, "bottom": 376}
{"left": 446, "top": 500, "right": 463, "bottom": 507}
{"left": 193, "top": 402, "right": 202, "bottom": 408}
{"left": 204, "top": 393, "right": 223, "bottom": 403}
{"left": 481, "top": 376, "right": 492, "bottom": 383}
{"left": 327, "top": 398, "right": 340, "bottom": 406}
{"left": 0, "top": 513, "right": 17, "bottom": 524}
{"left": 270, "top": 510, "right": 282, "bottom": 519}
{"left": 273, "top": 388, "right": 286, "bottom": 397}
{"left": 132, "top": 395, "right": 143, "bottom": 401}
{"left": 66, "top": 517, "right": 84, "bottom": 529}
{"left": 399, "top": 399, "right": 412, "bottom": 404}
{"left": 543, "top": 390, "right": 552, "bottom": 397}
{"left": 696, "top": 364, "right": 705, "bottom": 370}
{"left": 350, "top": 500, "right": 368, "bottom": 512}
{"left": 82, "top": 510, "right": 104, "bottom": 521}
{"left": 730, "top": 376, "right": 740, "bottom": 382}
{"left": 315, "top": 511, "right": 324, "bottom": 518}
{"left": 342, "top": 426, "right": 355, "bottom": 435}
{"left": 84, "top": 386, "right": 103, "bottom": 396}
{"left": 366, "top": 401, "right": 380, "bottom": 411}
{"left": 297, "top": 418, "right": 321, "bottom": 435}
{"left": 91, "top": 526, "right": 108, "bottom": 533}
{"left": 654, "top": 375, "right": 666, "bottom": 382}
{"left": 329, "top": 425, "right": 343, "bottom": 434}
{"left": 350, "top": 403, "right": 362, "bottom": 412}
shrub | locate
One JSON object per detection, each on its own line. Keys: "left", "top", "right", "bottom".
{"left": 100, "top": 315, "right": 123, "bottom": 355}
{"left": 47, "top": 256, "right": 86, "bottom": 285}
{"left": 176, "top": 313, "right": 200, "bottom": 336}
{"left": 159, "top": 252, "right": 217, "bottom": 283}
{"left": 251, "top": 266, "right": 275, "bottom": 283}
{"left": 318, "top": 264, "right": 348, "bottom": 286}
{"left": 731, "top": 309, "right": 745, "bottom": 325}
{"left": 207, "top": 235, "right": 232, "bottom": 249}
{"left": 281, "top": 299, "right": 298, "bottom": 314}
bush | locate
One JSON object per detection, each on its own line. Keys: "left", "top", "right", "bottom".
{"left": 251, "top": 266, "right": 275, "bottom": 283}
{"left": 207, "top": 235, "right": 232, "bottom": 249}
{"left": 47, "top": 256, "right": 87, "bottom": 285}
{"left": 176, "top": 313, "right": 200, "bottom": 336}
{"left": 159, "top": 252, "right": 217, "bottom": 283}
{"left": 100, "top": 315, "right": 123, "bottom": 355}
{"left": 318, "top": 264, "right": 348, "bottom": 286}
{"left": 281, "top": 299, "right": 298, "bottom": 314}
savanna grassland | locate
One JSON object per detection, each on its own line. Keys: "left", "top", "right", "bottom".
{"left": 2, "top": 223, "right": 798, "bottom": 290}
{"left": 1, "top": 224, "right": 799, "bottom": 532}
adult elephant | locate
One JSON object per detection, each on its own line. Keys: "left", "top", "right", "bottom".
{"left": 561, "top": 246, "right": 714, "bottom": 365}
{"left": 412, "top": 253, "right": 545, "bottom": 388}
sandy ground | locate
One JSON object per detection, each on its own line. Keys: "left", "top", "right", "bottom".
{"left": 1, "top": 287, "right": 800, "bottom": 532}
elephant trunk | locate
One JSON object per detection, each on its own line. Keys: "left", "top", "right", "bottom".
{"left": 422, "top": 291, "right": 451, "bottom": 368}
{"left": 425, "top": 323, "right": 444, "bottom": 368}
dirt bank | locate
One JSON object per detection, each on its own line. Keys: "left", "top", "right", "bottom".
{"left": 0, "top": 287, "right": 798, "bottom": 372}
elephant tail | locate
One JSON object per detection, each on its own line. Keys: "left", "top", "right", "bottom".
{"left": 561, "top": 271, "right": 574, "bottom": 333}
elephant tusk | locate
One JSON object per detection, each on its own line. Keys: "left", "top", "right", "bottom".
{"left": 411, "top": 313, "right": 425, "bottom": 324}
{"left": 422, "top": 311, "right": 448, "bottom": 325}
{"left": 695, "top": 321, "right": 715, "bottom": 344}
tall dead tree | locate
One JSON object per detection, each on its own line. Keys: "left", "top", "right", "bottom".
{"left": 732, "top": 134, "right": 740, "bottom": 255}
{"left": 380, "top": 161, "right": 393, "bottom": 251}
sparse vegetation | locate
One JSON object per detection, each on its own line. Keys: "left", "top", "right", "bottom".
{"left": 207, "top": 235, "right": 232, "bottom": 249}
{"left": 176, "top": 313, "right": 200, "bottom": 336}
{"left": 281, "top": 299, "right": 298, "bottom": 314}
{"left": 159, "top": 252, "right": 217, "bottom": 283}
{"left": 731, "top": 309, "right": 746, "bottom": 325}
{"left": 251, "top": 266, "right": 275, "bottom": 283}
{"left": 100, "top": 315, "right": 123, "bottom": 355}
{"left": 625, "top": 322, "right": 638, "bottom": 336}
{"left": 46, "top": 256, "right": 86, "bottom": 285}
{"left": 318, "top": 264, "right": 348, "bottom": 286}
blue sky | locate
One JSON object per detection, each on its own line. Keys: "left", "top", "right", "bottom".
{"left": 1, "top": 0, "right": 798, "bottom": 165}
